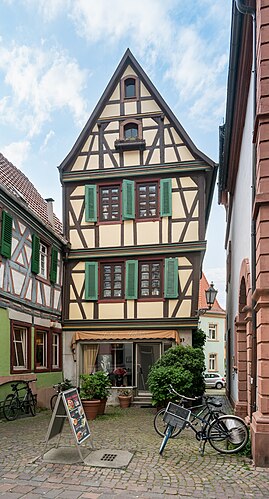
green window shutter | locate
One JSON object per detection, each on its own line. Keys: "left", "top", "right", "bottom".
{"left": 122, "top": 179, "right": 135, "bottom": 220}
{"left": 0, "top": 211, "right": 13, "bottom": 258}
{"left": 160, "top": 178, "right": 172, "bottom": 217}
{"left": 31, "top": 234, "right": 40, "bottom": 274}
{"left": 85, "top": 185, "right": 97, "bottom": 222}
{"left": 50, "top": 246, "right": 58, "bottom": 284}
{"left": 164, "top": 258, "right": 178, "bottom": 298}
{"left": 85, "top": 262, "right": 98, "bottom": 300}
{"left": 125, "top": 260, "right": 138, "bottom": 299}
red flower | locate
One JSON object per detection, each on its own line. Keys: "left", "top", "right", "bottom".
{"left": 113, "top": 368, "right": 127, "bottom": 376}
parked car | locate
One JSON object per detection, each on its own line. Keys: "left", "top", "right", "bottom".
{"left": 204, "top": 373, "right": 226, "bottom": 389}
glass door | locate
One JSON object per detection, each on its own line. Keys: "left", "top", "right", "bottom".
{"left": 136, "top": 343, "right": 160, "bottom": 392}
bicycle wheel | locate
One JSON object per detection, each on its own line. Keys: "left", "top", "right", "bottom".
{"left": 27, "top": 392, "right": 36, "bottom": 416}
{"left": 50, "top": 394, "right": 58, "bottom": 411}
{"left": 159, "top": 424, "right": 173, "bottom": 455}
{"left": 154, "top": 409, "right": 182, "bottom": 438}
{"left": 208, "top": 415, "right": 249, "bottom": 454}
{"left": 3, "top": 394, "right": 19, "bottom": 421}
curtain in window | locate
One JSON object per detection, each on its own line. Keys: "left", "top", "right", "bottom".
{"left": 83, "top": 344, "right": 99, "bottom": 373}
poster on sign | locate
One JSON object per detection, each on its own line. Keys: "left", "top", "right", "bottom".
{"left": 62, "top": 388, "right": 91, "bottom": 445}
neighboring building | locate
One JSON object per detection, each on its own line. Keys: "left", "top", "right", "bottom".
{"left": 219, "top": 0, "right": 269, "bottom": 466}
{"left": 198, "top": 273, "right": 226, "bottom": 377}
{"left": 0, "top": 153, "right": 66, "bottom": 407}
{"left": 59, "top": 49, "right": 217, "bottom": 395}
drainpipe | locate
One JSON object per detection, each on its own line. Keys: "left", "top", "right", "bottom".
{"left": 235, "top": 0, "right": 257, "bottom": 416}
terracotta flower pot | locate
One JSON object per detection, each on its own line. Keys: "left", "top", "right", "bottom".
{"left": 82, "top": 399, "right": 100, "bottom": 420}
{"left": 97, "top": 398, "right": 107, "bottom": 415}
{"left": 118, "top": 395, "right": 132, "bottom": 409}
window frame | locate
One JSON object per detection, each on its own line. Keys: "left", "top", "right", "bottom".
{"left": 208, "top": 353, "right": 217, "bottom": 371}
{"left": 35, "top": 328, "right": 49, "bottom": 371}
{"left": 39, "top": 241, "right": 48, "bottom": 280}
{"left": 121, "top": 75, "right": 139, "bottom": 101}
{"left": 99, "top": 260, "right": 125, "bottom": 302}
{"left": 208, "top": 324, "right": 218, "bottom": 341}
{"left": 119, "top": 118, "right": 143, "bottom": 141}
{"left": 51, "top": 329, "right": 62, "bottom": 371}
{"left": 97, "top": 182, "right": 122, "bottom": 225}
{"left": 10, "top": 320, "right": 31, "bottom": 374}
{"left": 136, "top": 179, "right": 160, "bottom": 221}
{"left": 138, "top": 258, "right": 164, "bottom": 301}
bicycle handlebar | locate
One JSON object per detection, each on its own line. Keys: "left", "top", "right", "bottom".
{"left": 168, "top": 385, "right": 199, "bottom": 401}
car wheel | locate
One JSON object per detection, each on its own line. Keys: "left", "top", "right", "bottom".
{"left": 216, "top": 382, "right": 223, "bottom": 389}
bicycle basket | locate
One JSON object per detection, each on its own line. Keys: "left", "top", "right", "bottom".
{"left": 163, "top": 402, "right": 191, "bottom": 429}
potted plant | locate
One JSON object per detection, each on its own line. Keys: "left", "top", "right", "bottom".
{"left": 80, "top": 373, "right": 101, "bottom": 420}
{"left": 117, "top": 388, "right": 133, "bottom": 408}
{"left": 92, "top": 371, "right": 112, "bottom": 415}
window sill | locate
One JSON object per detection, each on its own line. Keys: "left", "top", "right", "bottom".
{"left": 98, "top": 299, "right": 126, "bottom": 304}
{"left": 115, "top": 139, "right": 146, "bottom": 151}
{"left": 137, "top": 297, "right": 165, "bottom": 302}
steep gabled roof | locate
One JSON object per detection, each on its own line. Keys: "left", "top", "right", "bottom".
{"left": 59, "top": 48, "right": 215, "bottom": 172}
{"left": 199, "top": 272, "right": 225, "bottom": 314}
{"left": 0, "top": 153, "right": 63, "bottom": 237}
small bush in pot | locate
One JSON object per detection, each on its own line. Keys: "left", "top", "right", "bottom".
{"left": 92, "top": 371, "right": 112, "bottom": 415}
{"left": 118, "top": 387, "right": 132, "bottom": 408}
{"left": 80, "top": 373, "right": 101, "bottom": 420}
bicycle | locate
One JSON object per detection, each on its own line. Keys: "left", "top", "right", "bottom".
{"left": 159, "top": 397, "right": 249, "bottom": 456}
{"left": 154, "top": 385, "right": 225, "bottom": 438}
{"left": 50, "top": 378, "right": 73, "bottom": 411}
{"left": 3, "top": 380, "right": 37, "bottom": 421}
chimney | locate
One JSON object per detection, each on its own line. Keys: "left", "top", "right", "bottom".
{"left": 45, "top": 198, "right": 54, "bottom": 226}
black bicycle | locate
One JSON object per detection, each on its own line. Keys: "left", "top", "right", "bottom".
{"left": 154, "top": 385, "right": 225, "bottom": 438}
{"left": 50, "top": 378, "right": 73, "bottom": 411}
{"left": 3, "top": 380, "right": 37, "bottom": 421}
{"left": 159, "top": 396, "right": 249, "bottom": 456}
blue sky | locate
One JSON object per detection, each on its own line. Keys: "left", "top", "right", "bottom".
{"left": 0, "top": 0, "right": 232, "bottom": 307}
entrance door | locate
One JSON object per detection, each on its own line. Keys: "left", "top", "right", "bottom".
{"left": 136, "top": 343, "right": 160, "bottom": 392}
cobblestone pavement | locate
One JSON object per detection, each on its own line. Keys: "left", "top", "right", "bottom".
{"left": 0, "top": 396, "right": 269, "bottom": 498}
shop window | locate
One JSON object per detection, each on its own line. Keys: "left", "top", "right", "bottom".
{"left": 82, "top": 342, "right": 133, "bottom": 386}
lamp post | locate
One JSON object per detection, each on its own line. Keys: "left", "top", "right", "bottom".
{"left": 198, "top": 281, "right": 218, "bottom": 316}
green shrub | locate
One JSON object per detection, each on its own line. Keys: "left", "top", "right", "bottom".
{"left": 192, "top": 328, "right": 206, "bottom": 349}
{"left": 80, "top": 371, "right": 112, "bottom": 400}
{"left": 147, "top": 345, "right": 205, "bottom": 406}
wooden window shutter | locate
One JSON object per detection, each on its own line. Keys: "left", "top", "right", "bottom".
{"left": 50, "top": 246, "right": 58, "bottom": 284}
{"left": 31, "top": 234, "right": 40, "bottom": 274}
{"left": 85, "top": 262, "right": 98, "bottom": 300}
{"left": 125, "top": 260, "right": 138, "bottom": 299}
{"left": 122, "top": 179, "right": 135, "bottom": 220}
{"left": 85, "top": 185, "right": 97, "bottom": 222}
{"left": 0, "top": 211, "right": 13, "bottom": 258}
{"left": 164, "top": 258, "right": 178, "bottom": 298}
{"left": 160, "top": 178, "right": 172, "bottom": 217}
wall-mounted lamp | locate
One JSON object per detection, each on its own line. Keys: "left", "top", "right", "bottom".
{"left": 197, "top": 281, "right": 218, "bottom": 316}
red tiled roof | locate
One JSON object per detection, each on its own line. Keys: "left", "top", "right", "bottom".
{"left": 199, "top": 272, "right": 225, "bottom": 313}
{"left": 0, "top": 153, "right": 62, "bottom": 237}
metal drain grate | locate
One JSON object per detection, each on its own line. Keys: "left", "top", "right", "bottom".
{"left": 100, "top": 453, "right": 117, "bottom": 462}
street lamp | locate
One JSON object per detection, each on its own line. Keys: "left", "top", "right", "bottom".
{"left": 198, "top": 281, "right": 218, "bottom": 316}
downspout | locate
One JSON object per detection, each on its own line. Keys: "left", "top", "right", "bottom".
{"left": 235, "top": 0, "right": 257, "bottom": 416}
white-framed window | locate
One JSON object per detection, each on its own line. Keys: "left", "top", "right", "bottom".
{"left": 39, "top": 243, "right": 48, "bottom": 279}
{"left": 208, "top": 324, "right": 217, "bottom": 340}
{"left": 13, "top": 326, "right": 28, "bottom": 370}
{"left": 52, "top": 332, "right": 60, "bottom": 369}
{"left": 209, "top": 353, "right": 217, "bottom": 371}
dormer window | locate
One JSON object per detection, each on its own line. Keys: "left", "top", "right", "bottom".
{"left": 124, "top": 78, "right": 136, "bottom": 98}
{"left": 124, "top": 123, "right": 138, "bottom": 140}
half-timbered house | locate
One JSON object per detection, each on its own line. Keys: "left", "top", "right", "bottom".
{"left": 59, "top": 50, "right": 216, "bottom": 396}
{"left": 0, "top": 153, "right": 66, "bottom": 407}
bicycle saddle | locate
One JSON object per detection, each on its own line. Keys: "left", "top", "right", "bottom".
{"left": 209, "top": 400, "right": 222, "bottom": 408}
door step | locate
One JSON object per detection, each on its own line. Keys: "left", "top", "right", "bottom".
{"left": 132, "top": 394, "right": 152, "bottom": 407}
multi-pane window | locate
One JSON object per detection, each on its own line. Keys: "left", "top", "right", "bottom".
{"left": 208, "top": 324, "right": 217, "bottom": 340}
{"left": 101, "top": 263, "right": 124, "bottom": 299}
{"left": 13, "top": 326, "right": 28, "bottom": 370}
{"left": 209, "top": 353, "right": 217, "bottom": 371}
{"left": 139, "top": 261, "right": 162, "bottom": 298}
{"left": 52, "top": 332, "right": 60, "bottom": 369}
{"left": 137, "top": 182, "right": 158, "bottom": 218}
{"left": 124, "top": 123, "right": 138, "bottom": 139}
{"left": 36, "top": 330, "right": 47, "bottom": 368}
{"left": 100, "top": 185, "right": 120, "bottom": 221}
{"left": 39, "top": 243, "right": 48, "bottom": 279}
{"left": 124, "top": 78, "right": 136, "bottom": 98}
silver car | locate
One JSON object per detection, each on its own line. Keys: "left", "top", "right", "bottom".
{"left": 204, "top": 372, "right": 226, "bottom": 389}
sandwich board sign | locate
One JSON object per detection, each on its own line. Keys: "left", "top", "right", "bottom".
{"left": 43, "top": 388, "right": 91, "bottom": 462}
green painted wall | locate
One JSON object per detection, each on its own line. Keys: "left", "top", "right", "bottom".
{"left": 0, "top": 307, "right": 11, "bottom": 376}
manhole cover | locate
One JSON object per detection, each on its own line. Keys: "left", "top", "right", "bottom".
{"left": 84, "top": 448, "right": 133, "bottom": 468}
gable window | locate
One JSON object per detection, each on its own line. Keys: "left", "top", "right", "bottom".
{"left": 124, "top": 77, "right": 136, "bottom": 98}
{"left": 208, "top": 324, "right": 217, "bottom": 340}
{"left": 35, "top": 330, "right": 48, "bottom": 369}
{"left": 139, "top": 260, "right": 162, "bottom": 298}
{"left": 101, "top": 262, "right": 124, "bottom": 299}
{"left": 137, "top": 182, "right": 158, "bottom": 218}
{"left": 11, "top": 323, "right": 31, "bottom": 372}
{"left": 124, "top": 123, "right": 138, "bottom": 140}
{"left": 100, "top": 185, "right": 120, "bottom": 221}
{"left": 209, "top": 353, "right": 217, "bottom": 371}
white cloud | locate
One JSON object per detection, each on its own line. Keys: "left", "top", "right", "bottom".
{"left": 1, "top": 140, "right": 30, "bottom": 168}
{"left": 40, "top": 130, "right": 55, "bottom": 151}
{"left": 0, "top": 43, "right": 89, "bottom": 137}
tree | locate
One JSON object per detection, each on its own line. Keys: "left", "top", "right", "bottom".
{"left": 192, "top": 327, "right": 206, "bottom": 349}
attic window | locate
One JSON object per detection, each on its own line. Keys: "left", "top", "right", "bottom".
{"left": 124, "top": 123, "right": 138, "bottom": 140}
{"left": 124, "top": 78, "right": 136, "bottom": 98}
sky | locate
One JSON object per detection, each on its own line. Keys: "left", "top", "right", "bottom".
{"left": 0, "top": 0, "right": 232, "bottom": 308}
